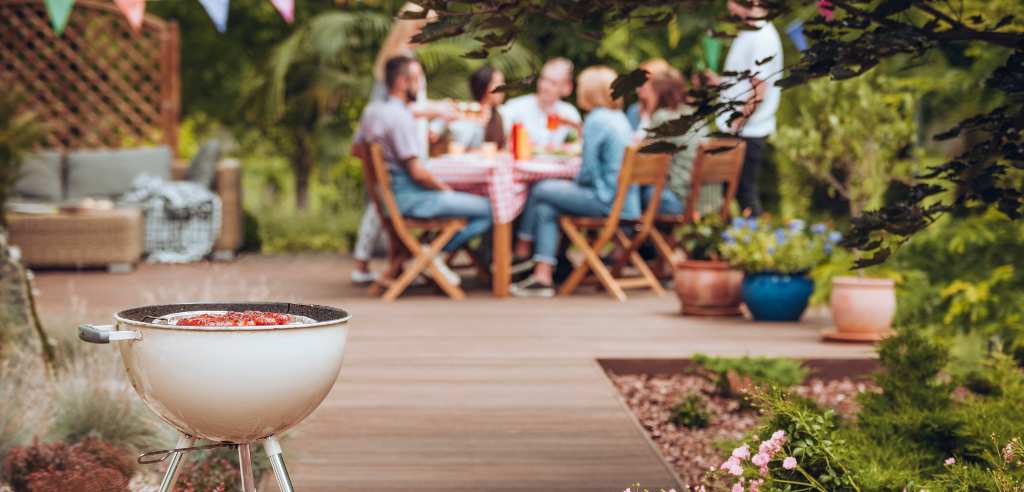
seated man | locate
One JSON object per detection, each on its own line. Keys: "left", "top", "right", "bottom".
{"left": 353, "top": 55, "right": 492, "bottom": 286}
{"left": 501, "top": 57, "right": 582, "bottom": 148}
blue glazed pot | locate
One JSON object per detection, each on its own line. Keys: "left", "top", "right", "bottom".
{"left": 742, "top": 272, "right": 814, "bottom": 322}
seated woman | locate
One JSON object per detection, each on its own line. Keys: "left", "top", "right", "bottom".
{"left": 510, "top": 66, "right": 640, "bottom": 298}
{"left": 641, "top": 71, "right": 713, "bottom": 216}
{"left": 448, "top": 65, "right": 507, "bottom": 150}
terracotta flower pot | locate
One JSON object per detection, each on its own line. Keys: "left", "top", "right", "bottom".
{"left": 823, "top": 276, "right": 896, "bottom": 342}
{"left": 674, "top": 260, "right": 743, "bottom": 316}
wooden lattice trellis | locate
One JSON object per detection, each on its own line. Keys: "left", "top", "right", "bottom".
{"left": 0, "top": 0, "right": 180, "bottom": 153}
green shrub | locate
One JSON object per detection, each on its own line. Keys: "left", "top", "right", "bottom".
{"left": 669, "top": 393, "right": 711, "bottom": 429}
{"left": 773, "top": 71, "right": 919, "bottom": 218}
{"left": 693, "top": 354, "right": 808, "bottom": 394}
{"left": 49, "top": 354, "right": 167, "bottom": 453}
{"left": 739, "top": 387, "right": 859, "bottom": 491}
{"left": 242, "top": 152, "right": 365, "bottom": 254}
{"left": 0, "top": 347, "right": 51, "bottom": 475}
{"left": 752, "top": 331, "right": 1024, "bottom": 490}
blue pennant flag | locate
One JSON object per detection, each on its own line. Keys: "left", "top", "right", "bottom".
{"left": 198, "top": 0, "right": 229, "bottom": 32}
{"left": 785, "top": 20, "right": 809, "bottom": 52}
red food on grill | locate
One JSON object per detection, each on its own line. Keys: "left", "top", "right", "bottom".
{"left": 175, "top": 311, "right": 292, "bottom": 327}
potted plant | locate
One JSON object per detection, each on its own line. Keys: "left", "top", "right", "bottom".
{"left": 720, "top": 217, "right": 839, "bottom": 322}
{"left": 812, "top": 251, "right": 898, "bottom": 342}
{"left": 673, "top": 214, "right": 743, "bottom": 316}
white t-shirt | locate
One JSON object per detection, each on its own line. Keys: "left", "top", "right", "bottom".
{"left": 715, "top": 21, "right": 783, "bottom": 138}
{"left": 500, "top": 94, "right": 582, "bottom": 147}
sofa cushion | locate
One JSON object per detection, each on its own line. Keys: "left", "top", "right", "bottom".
{"left": 14, "top": 151, "right": 63, "bottom": 202}
{"left": 185, "top": 140, "right": 222, "bottom": 188}
{"left": 66, "top": 146, "right": 172, "bottom": 200}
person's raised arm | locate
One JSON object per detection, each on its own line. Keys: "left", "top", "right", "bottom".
{"left": 403, "top": 156, "right": 452, "bottom": 192}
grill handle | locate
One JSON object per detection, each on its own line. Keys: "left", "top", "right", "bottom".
{"left": 78, "top": 324, "right": 142, "bottom": 344}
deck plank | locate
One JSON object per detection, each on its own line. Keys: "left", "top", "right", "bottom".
{"left": 32, "top": 254, "right": 873, "bottom": 491}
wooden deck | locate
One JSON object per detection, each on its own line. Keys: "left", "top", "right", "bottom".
{"left": 32, "top": 254, "right": 874, "bottom": 491}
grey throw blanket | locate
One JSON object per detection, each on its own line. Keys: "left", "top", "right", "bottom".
{"left": 120, "top": 175, "right": 221, "bottom": 263}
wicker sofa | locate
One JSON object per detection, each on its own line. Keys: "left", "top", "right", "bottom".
{"left": 7, "top": 145, "right": 242, "bottom": 270}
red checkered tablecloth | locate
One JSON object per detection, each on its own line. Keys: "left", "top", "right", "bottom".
{"left": 426, "top": 154, "right": 580, "bottom": 224}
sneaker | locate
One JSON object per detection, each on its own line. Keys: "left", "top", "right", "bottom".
{"left": 510, "top": 277, "right": 555, "bottom": 298}
{"left": 510, "top": 256, "right": 535, "bottom": 275}
{"left": 424, "top": 246, "right": 461, "bottom": 286}
{"left": 351, "top": 269, "right": 379, "bottom": 284}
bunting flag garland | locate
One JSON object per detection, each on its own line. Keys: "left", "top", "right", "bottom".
{"left": 270, "top": 0, "right": 294, "bottom": 23}
{"left": 44, "top": 0, "right": 75, "bottom": 35}
{"left": 114, "top": 0, "right": 146, "bottom": 32}
{"left": 198, "top": 0, "right": 230, "bottom": 32}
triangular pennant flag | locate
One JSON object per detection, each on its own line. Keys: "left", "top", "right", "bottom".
{"left": 197, "top": 0, "right": 229, "bottom": 32}
{"left": 114, "top": 0, "right": 146, "bottom": 32}
{"left": 785, "top": 20, "right": 809, "bottom": 52}
{"left": 270, "top": 0, "right": 293, "bottom": 23}
{"left": 44, "top": 0, "right": 75, "bottom": 35}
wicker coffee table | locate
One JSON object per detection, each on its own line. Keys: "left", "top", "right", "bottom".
{"left": 7, "top": 208, "right": 144, "bottom": 272}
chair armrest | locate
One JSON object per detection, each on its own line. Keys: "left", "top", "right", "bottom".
{"left": 213, "top": 158, "right": 243, "bottom": 254}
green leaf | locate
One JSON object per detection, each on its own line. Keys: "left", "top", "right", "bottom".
{"left": 611, "top": 69, "right": 648, "bottom": 102}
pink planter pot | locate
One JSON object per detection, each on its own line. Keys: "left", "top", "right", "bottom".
{"left": 823, "top": 276, "right": 896, "bottom": 343}
{"left": 674, "top": 260, "right": 743, "bottom": 316}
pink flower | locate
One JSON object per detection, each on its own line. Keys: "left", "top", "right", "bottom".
{"left": 783, "top": 456, "right": 798, "bottom": 470}
{"left": 697, "top": 487, "right": 707, "bottom": 492}
{"left": 751, "top": 452, "right": 770, "bottom": 467}
{"left": 771, "top": 430, "right": 786, "bottom": 442}
{"left": 732, "top": 444, "right": 751, "bottom": 460}
{"left": 817, "top": 0, "right": 834, "bottom": 21}
{"left": 720, "top": 456, "right": 743, "bottom": 476}
{"left": 732, "top": 483, "right": 745, "bottom": 492}
{"left": 748, "top": 479, "right": 763, "bottom": 492}
{"left": 945, "top": 457, "right": 956, "bottom": 466}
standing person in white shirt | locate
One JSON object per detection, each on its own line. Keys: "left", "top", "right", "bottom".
{"left": 501, "top": 58, "right": 582, "bottom": 148}
{"left": 712, "top": 0, "right": 783, "bottom": 216}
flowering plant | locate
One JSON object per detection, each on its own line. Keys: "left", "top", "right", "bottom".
{"left": 677, "top": 213, "right": 728, "bottom": 261}
{"left": 719, "top": 217, "right": 841, "bottom": 274}
{"left": 716, "top": 430, "right": 833, "bottom": 492}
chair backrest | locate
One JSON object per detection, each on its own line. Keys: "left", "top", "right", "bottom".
{"left": 687, "top": 138, "right": 746, "bottom": 219}
{"left": 352, "top": 142, "right": 415, "bottom": 248}
{"left": 602, "top": 147, "right": 669, "bottom": 239}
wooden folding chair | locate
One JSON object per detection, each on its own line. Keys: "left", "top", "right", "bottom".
{"left": 353, "top": 143, "right": 468, "bottom": 301}
{"left": 558, "top": 147, "right": 671, "bottom": 302}
{"left": 649, "top": 138, "right": 746, "bottom": 266}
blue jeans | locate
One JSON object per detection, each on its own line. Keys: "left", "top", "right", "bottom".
{"left": 395, "top": 182, "right": 493, "bottom": 252}
{"left": 389, "top": 171, "right": 489, "bottom": 252}
{"left": 642, "top": 186, "right": 685, "bottom": 215}
{"left": 518, "top": 179, "right": 609, "bottom": 265}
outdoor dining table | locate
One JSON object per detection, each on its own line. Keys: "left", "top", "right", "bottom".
{"left": 426, "top": 152, "right": 581, "bottom": 297}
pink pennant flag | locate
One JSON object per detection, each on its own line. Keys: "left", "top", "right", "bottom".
{"left": 270, "top": 0, "right": 293, "bottom": 23}
{"left": 114, "top": 0, "right": 146, "bottom": 32}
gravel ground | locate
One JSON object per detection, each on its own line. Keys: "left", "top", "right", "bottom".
{"left": 609, "top": 372, "right": 872, "bottom": 487}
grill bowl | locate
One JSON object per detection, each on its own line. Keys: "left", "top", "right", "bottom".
{"left": 108, "top": 302, "right": 350, "bottom": 443}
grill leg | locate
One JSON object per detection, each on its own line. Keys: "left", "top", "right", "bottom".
{"left": 158, "top": 435, "right": 195, "bottom": 492}
{"left": 238, "top": 443, "right": 257, "bottom": 492}
{"left": 263, "top": 436, "right": 295, "bottom": 492}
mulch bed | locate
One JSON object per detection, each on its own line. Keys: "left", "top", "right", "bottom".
{"left": 609, "top": 372, "right": 872, "bottom": 487}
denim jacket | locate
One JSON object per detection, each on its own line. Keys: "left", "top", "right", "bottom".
{"left": 575, "top": 107, "right": 640, "bottom": 219}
